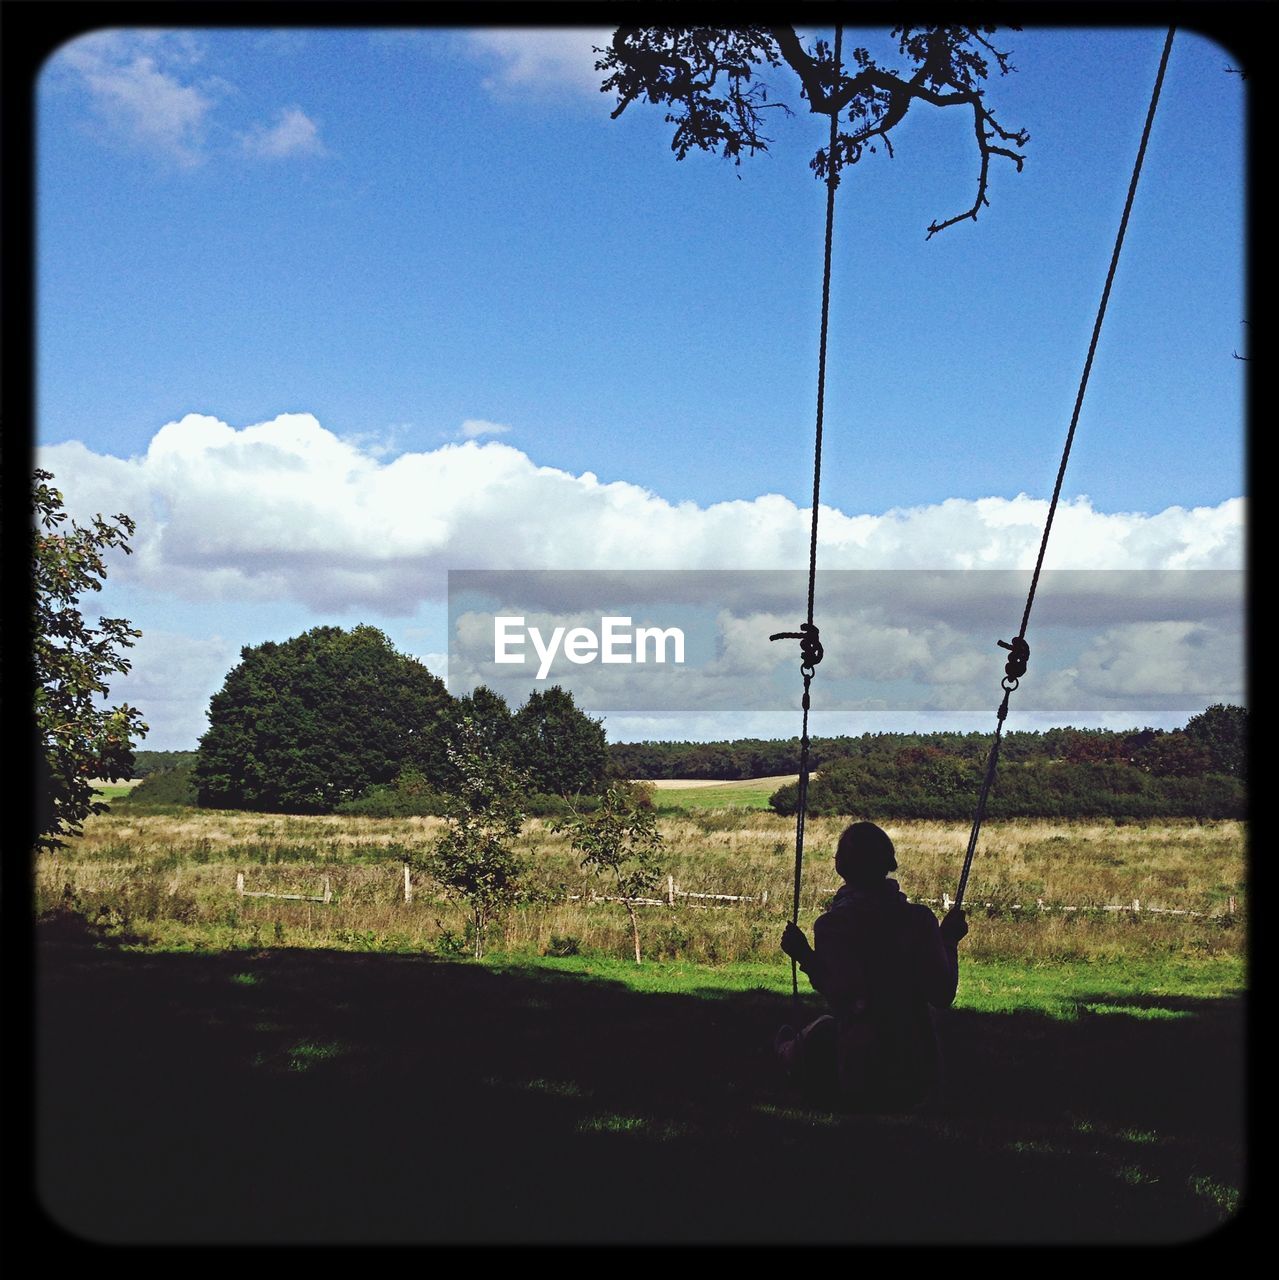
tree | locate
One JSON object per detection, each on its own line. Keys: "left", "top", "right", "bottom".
{"left": 428, "top": 718, "right": 527, "bottom": 959}
{"left": 511, "top": 686, "right": 608, "bottom": 797}
{"left": 451, "top": 684, "right": 516, "bottom": 763}
{"left": 560, "top": 784, "right": 665, "bottom": 964}
{"left": 194, "top": 625, "right": 454, "bottom": 812}
{"left": 33, "top": 469, "right": 148, "bottom": 851}
{"left": 1132, "top": 731, "right": 1211, "bottom": 780}
{"left": 1184, "top": 704, "right": 1247, "bottom": 780}
{"left": 597, "top": 25, "right": 1028, "bottom": 237}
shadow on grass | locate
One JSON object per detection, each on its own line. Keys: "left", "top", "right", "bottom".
{"left": 35, "top": 912, "right": 1244, "bottom": 1245}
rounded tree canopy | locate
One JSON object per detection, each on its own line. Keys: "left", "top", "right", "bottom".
{"left": 511, "top": 685, "right": 608, "bottom": 798}
{"left": 194, "top": 625, "right": 454, "bottom": 813}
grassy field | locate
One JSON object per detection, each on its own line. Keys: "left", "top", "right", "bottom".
{"left": 649, "top": 774, "right": 796, "bottom": 810}
{"left": 33, "top": 803, "right": 1246, "bottom": 1243}
{"left": 41, "top": 804, "right": 1245, "bottom": 967}
{"left": 89, "top": 778, "right": 143, "bottom": 802}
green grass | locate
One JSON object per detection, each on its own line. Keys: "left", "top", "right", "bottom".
{"left": 474, "top": 951, "right": 1244, "bottom": 1017}
{"left": 650, "top": 774, "right": 795, "bottom": 811}
{"left": 654, "top": 786, "right": 779, "bottom": 811}
{"left": 36, "top": 909, "right": 1244, "bottom": 1244}
{"left": 92, "top": 783, "right": 140, "bottom": 802}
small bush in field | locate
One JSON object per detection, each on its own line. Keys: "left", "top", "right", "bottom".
{"left": 546, "top": 934, "right": 582, "bottom": 957}
{"left": 434, "top": 924, "right": 471, "bottom": 957}
{"left": 118, "top": 762, "right": 199, "bottom": 808}
{"left": 427, "top": 720, "right": 528, "bottom": 960}
{"left": 558, "top": 785, "right": 665, "bottom": 964}
{"left": 656, "top": 921, "right": 691, "bottom": 960}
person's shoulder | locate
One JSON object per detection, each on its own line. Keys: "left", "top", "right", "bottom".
{"left": 904, "top": 901, "right": 941, "bottom": 929}
{"left": 812, "top": 901, "right": 850, "bottom": 939}
{"left": 813, "top": 903, "right": 839, "bottom": 930}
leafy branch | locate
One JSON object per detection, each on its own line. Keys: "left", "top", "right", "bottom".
{"left": 597, "top": 25, "right": 1029, "bottom": 237}
{"left": 33, "top": 469, "right": 147, "bottom": 850}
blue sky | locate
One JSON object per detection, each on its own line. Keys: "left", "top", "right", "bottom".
{"left": 35, "top": 25, "right": 1247, "bottom": 749}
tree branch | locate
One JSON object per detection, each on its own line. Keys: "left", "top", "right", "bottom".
{"left": 601, "top": 26, "right": 1027, "bottom": 237}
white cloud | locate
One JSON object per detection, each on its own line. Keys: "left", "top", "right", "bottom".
{"left": 48, "top": 31, "right": 325, "bottom": 168}
{"left": 241, "top": 106, "right": 324, "bottom": 159}
{"left": 1071, "top": 621, "right": 1240, "bottom": 700}
{"left": 101, "top": 629, "right": 239, "bottom": 749}
{"left": 43, "top": 412, "right": 1243, "bottom": 739}
{"left": 54, "top": 30, "right": 216, "bottom": 166}
{"left": 39, "top": 413, "right": 1245, "bottom": 621}
{"left": 465, "top": 29, "right": 613, "bottom": 98}
{"left": 460, "top": 418, "right": 512, "bottom": 439}
{"left": 417, "top": 651, "right": 449, "bottom": 682}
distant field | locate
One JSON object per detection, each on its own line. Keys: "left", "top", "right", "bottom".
{"left": 91, "top": 779, "right": 143, "bottom": 802}
{"left": 648, "top": 776, "right": 800, "bottom": 790}
{"left": 648, "top": 775, "right": 801, "bottom": 810}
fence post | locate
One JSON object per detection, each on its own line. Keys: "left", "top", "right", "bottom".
{"left": 1132, "top": 898, "right": 1140, "bottom": 913}
{"left": 1228, "top": 896, "right": 1236, "bottom": 915}
{"left": 667, "top": 875, "right": 675, "bottom": 907}
{"left": 761, "top": 889, "right": 768, "bottom": 907}
{"left": 403, "top": 863, "right": 412, "bottom": 905}
{"left": 322, "top": 875, "right": 332, "bottom": 905}
{"left": 236, "top": 872, "right": 245, "bottom": 896}
{"left": 942, "top": 892, "right": 952, "bottom": 913}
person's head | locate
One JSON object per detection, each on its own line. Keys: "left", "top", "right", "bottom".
{"left": 835, "top": 822, "right": 897, "bottom": 888}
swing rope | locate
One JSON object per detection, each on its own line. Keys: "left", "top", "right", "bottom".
{"left": 954, "top": 27, "right": 1176, "bottom": 911}
{"left": 770, "top": 26, "right": 843, "bottom": 999}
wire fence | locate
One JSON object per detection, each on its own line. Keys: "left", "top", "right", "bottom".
{"left": 234, "top": 867, "right": 1239, "bottom": 921}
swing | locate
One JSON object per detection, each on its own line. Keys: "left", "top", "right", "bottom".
{"left": 773, "top": 27, "right": 1177, "bottom": 997}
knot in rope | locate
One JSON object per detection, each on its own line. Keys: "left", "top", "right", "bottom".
{"left": 997, "top": 635, "right": 1030, "bottom": 681}
{"left": 769, "top": 621, "right": 824, "bottom": 674}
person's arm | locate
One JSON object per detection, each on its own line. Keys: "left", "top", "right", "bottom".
{"left": 917, "top": 907, "right": 967, "bottom": 1008}
{"left": 780, "top": 920, "right": 831, "bottom": 992}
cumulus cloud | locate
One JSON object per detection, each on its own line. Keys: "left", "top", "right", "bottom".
{"left": 102, "top": 629, "right": 239, "bottom": 749}
{"left": 459, "top": 418, "right": 512, "bottom": 439}
{"left": 44, "top": 412, "right": 1242, "bottom": 739}
{"left": 1071, "top": 621, "right": 1240, "bottom": 700}
{"left": 53, "top": 30, "right": 216, "bottom": 166}
{"left": 241, "top": 106, "right": 325, "bottom": 158}
{"left": 466, "top": 29, "right": 613, "bottom": 98}
{"left": 39, "top": 413, "right": 1244, "bottom": 620}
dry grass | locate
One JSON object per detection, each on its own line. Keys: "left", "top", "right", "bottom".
{"left": 35, "top": 807, "right": 1246, "bottom": 968}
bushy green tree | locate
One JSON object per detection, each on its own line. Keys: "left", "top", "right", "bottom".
{"left": 427, "top": 718, "right": 527, "bottom": 959}
{"left": 1132, "top": 732, "right": 1211, "bottom": 779}
{"left": 451, "top": 684, "right": 516, "bottom": 762}
{"left": 131, "top": 749, "right": 198, "bottom": 777}
{"left": 1184, "top": 704, "right": 1247, "bottom": 780}
{"left": 560, "top": 783, "right": 664, "bottom": 964}
{"left": 194, "top": 625, "right": 454, "bottom": 812}
{"left": 33, "top": 469, "right": 148, "bottom": 850}
{"left": 511, "top": 686, "right": 608, "bottom": 797}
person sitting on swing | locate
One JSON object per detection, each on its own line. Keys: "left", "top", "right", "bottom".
{"left": 776, "top": 821, "right": 969, "bottom": 1111}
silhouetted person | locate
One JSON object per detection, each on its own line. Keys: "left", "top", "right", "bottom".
{"left": 776, "top": 821, "right": 968, "bottom": 1111}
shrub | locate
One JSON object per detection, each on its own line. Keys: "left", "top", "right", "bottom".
{"left": 336, "top": 777, "right": 451, "bottom": 818}
{"left": 117, "top": 761, "right": 199, "bottom": 807}
{"left": 545, "top": 934, "right": 582, "bottom": 957}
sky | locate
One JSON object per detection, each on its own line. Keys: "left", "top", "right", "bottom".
{"left": 34, "top": 23, "right": 1248, "bottom": 750}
